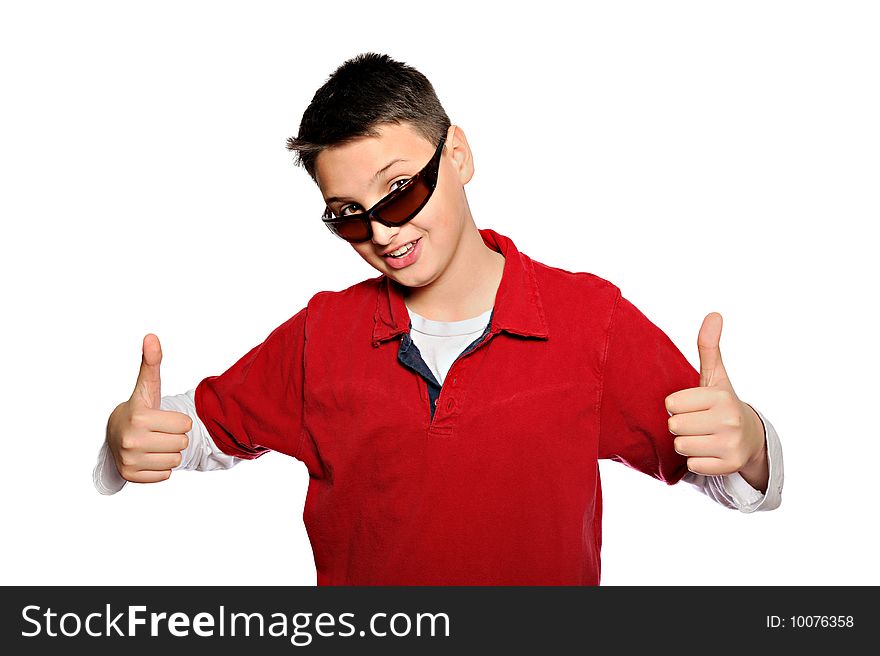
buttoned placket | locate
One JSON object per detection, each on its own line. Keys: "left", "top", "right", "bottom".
{"left": 372, "top": 229, "right": 550, "bottom": 443}
{"left": 396, "top": 310, "right": 495, "bottom": 426}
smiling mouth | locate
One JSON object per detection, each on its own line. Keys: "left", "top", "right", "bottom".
{"left": 383, "top": 238, "right": 421, "bottom": 258}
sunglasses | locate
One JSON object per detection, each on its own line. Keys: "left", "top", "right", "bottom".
{"left": 321, "top": 135, "right": 447, "bottom": 243}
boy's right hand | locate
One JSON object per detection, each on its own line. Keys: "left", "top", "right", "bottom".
{"left": 106, "top": 334, "right": 192, "bottom": 483}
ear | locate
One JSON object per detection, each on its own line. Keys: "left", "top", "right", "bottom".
{"left": 446, "top": 124, "right": 475, "bottom": 185}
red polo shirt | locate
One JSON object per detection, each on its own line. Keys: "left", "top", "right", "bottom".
{"left": 195, "top": 227, "right": 700, "bottom": 585}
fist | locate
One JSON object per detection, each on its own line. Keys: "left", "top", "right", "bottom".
{"left": 106, "top": 333, "right": 192, "bottom": 483}
{"left": 664, "top": 312, "right": 765, "bottom": 476}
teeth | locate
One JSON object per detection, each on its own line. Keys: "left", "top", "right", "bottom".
{"left": 387, "top": 241, "right": 416, "bottom": 257}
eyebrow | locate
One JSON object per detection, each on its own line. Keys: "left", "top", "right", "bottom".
{"left": 324, "top": 158, "right": 409, "bottom": 205}
{"left": 372, "top": 158, "right": 409, "bottom": 182}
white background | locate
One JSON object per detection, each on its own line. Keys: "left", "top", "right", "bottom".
{"left": 2, "top": 0, "right": 877, "bottom": 586}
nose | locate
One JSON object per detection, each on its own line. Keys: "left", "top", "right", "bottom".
{"left": 370, "top": 219, "right": 399, "bottom": 245}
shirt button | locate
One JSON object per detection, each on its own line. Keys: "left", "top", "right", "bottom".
{"left": 446, "top": 398, "right": 455, "bottom": 411}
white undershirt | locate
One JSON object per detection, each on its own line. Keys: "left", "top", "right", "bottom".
{"left": 94, "top": 305, "right": 783, "bottom": 514}
{"left": 406, "top": 305, "right": 493, "bottom": 385}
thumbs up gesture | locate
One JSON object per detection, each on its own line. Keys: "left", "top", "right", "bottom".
{"left": 105, "top": 334, "right": 193, "bottom": 483}
{"left": 664, "top": 313, "right": 768, "bottom": 486}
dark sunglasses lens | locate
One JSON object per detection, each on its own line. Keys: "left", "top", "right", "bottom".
{"left": 322, "top": 138, "right": 443, "bottom": 242}
{"left": 375, "top": 175, "right": 432, "bottom": 224}
{"left": 326, "top": 217, "right": 370, "bottom": 242}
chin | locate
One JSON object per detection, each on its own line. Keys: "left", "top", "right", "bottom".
{"left": 395, "top": 269, "right": 438, "bottom": 290}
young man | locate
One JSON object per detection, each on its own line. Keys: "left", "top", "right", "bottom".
{"left": 95, "top": 53, "right": 783, "bottom": 585}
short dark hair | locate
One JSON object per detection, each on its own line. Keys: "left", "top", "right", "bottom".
{"left": 286, "top": 53, "right": 451, "bottom": 183}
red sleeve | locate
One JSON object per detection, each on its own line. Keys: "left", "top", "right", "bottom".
{"left": 194, "top": 306, "right": 309, "bottom": 462}
{"left": 597, "top": 290, "right": 700, "bottom": 484}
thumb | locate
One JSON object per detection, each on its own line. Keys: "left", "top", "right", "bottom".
{"left": 697, "top": 312, "right": 730, "bottom": 388}
{"left": 132, "top": 333, "right": 162, "bottom": 409}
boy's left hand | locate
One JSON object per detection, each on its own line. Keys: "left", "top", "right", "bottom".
{"left": 664, "top": 313, "right": 767, "bottom": 482}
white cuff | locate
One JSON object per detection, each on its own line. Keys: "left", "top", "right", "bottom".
{"left": 93, "top": 439, "right": 127, "bottom": 495}
{"left": 683, "top": 405, "right": 784, "bottom": 513}
{"left": 720, "top": 471, "right": 764, "bottom": 508}
{"left": 161, "top": 389, "right": 241, "bottom": 472}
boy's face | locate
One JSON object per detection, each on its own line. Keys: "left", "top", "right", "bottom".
{"left": 314, "top": 121, "right": 473, "bottom": 290}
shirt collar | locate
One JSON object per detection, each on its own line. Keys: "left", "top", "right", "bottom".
{"left": 372, "top": 227, "right": 549, "bottom": 347}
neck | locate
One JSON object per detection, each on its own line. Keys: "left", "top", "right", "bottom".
{"left": 403, "top": 224, "right": 505, "bottom": 322}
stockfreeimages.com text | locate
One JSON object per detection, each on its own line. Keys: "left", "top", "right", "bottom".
{"left": 21, "top": 604, "right": 450, "bottom": 646}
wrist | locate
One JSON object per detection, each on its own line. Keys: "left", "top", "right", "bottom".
{"left": 744, "top": 437, "right": 767, "bottom": 473}
{"left": 738, "top": 404, "right": 769, "bottom": 491}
